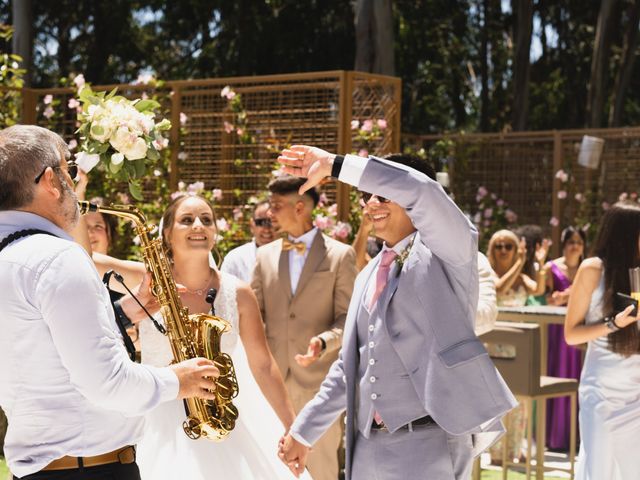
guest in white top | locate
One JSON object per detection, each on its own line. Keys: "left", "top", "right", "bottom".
{"left": 221, "top": 201, "right": 274, "bottom": 282}
{"left": 0, "top": 125, "right": 220, "bottom": 480}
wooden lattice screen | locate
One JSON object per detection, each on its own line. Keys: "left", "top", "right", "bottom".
{"left": 19, "top": 71, "right": 401, "bottom": 223}
{"left": 404, "top": 128, "right": 640, "bottom": 253}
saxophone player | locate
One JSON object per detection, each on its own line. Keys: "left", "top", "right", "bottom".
{"left": 0, "top": 125, "right": 220, "bottom": 480}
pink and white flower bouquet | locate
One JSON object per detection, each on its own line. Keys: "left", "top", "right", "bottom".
{"left": 75, "top": 85, "right": 171, "bottom": 199}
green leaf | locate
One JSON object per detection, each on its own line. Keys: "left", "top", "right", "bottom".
{"left": 128, "top": 180, "right": 143, "bottom": 201}
{"left": 133, "top": 159, "right": 146, "bottom": 177}
{"left": 146, "top": 147, "right": 160, "bottom": 161}
{"left": 105, "top": 87, "right": 118, "bottom": 100}
{"left": 134, "top": 99, "right": 160, "bottom": 112}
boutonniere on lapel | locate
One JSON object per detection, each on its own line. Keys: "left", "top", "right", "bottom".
{"left": 395, "top": 234, "right": 417, "bottom": 277}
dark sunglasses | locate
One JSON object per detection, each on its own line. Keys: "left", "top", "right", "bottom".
{"left": 254, "top": 218, "right": 272, "bottom": 227}
{"left": 34, "top": 161, "right": 79, "bottom": 184}
{"left": 360, "top": 191, "right": 390, "bottom": 204}
{"left": 494, "top": 243, "right": 514, "bottom": 252}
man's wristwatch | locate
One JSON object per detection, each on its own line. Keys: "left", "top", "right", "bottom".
{"left": 604, "top": 315, "right": 621, "bottom": 332}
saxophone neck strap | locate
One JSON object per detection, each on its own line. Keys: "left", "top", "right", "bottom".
{"left": 0, "top": 229, "right": 58, "bottom": 253}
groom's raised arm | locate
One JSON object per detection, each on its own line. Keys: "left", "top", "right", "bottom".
{"left": 278, "top": 147, "right": 477, "bottom": 267}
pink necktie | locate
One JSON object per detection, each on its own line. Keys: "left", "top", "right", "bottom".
{"left": 370, "top": 250, "right": 397, "bottom": 427}
{"left": 369, "top": 250, "right": 398, "bottom": 309}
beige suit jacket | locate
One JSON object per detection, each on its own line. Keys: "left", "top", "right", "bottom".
{"left": 251, "top": 232, "right": 356, "bottom": 391}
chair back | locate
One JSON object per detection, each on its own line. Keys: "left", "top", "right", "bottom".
{"left": 479, "top": 321, "right": 540, "bottom": 396}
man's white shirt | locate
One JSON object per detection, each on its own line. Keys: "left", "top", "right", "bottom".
{"left": 220, "top": 240, "right": 258, "bottom": 283}
{"left": 0, "top": 211, "right": 179, "bottom": 477}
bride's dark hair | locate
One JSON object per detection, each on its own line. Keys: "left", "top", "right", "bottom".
{"left": 592, "top": 201, "right": 640, "bottom": 356}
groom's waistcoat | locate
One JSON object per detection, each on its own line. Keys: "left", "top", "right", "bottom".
{"left": 356, "top": 299, "right": 426, "bottom": 437}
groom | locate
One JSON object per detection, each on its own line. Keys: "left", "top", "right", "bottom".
{"left": 277, "top": 148, "right": 517, "bottom": 479}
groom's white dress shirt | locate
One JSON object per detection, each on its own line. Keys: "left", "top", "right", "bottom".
{"left": 0, "top": 211, "right": 179, "bottom": 478}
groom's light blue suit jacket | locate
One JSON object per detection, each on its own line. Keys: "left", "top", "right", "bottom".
{"left": 290, "top": 157, "right": 517, "bottom": 479}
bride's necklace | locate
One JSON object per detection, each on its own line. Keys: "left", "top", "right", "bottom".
{"left": 178, "top": 270, "right": 214, "bottom": 296}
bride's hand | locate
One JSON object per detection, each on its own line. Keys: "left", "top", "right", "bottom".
{"left": 278, "top": 433, "right": 309, "bottom": 478}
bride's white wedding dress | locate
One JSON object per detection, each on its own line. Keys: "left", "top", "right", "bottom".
{"left": 136, "top": 271, "right": 312, "bottom": 479}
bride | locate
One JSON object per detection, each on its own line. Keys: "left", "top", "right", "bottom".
{"left": 96, "top": 193, "right": 311, "bottom": 479}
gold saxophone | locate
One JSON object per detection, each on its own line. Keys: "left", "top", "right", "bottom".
{"left": 79, "top": 201, "right": 239, "bottom": 441}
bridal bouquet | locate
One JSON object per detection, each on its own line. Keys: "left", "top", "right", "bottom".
{"left": 75, "top": 85, "right": 171, "bottom": 200}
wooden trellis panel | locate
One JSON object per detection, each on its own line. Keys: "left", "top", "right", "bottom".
{"left": 404, "top": 127, "right": 640, "bottom": 254}
{"left": 19, "top": 71, "right": 402, "bottom": 225}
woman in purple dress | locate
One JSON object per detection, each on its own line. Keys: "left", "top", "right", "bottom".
{"left": 545, "top": 226, "right": 586, "bottom": 450}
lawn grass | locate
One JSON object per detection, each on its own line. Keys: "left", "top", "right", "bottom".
{"left": 0, "top": 457, "right": 7, "bottom": 480}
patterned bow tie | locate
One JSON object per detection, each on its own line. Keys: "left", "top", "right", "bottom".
{"left": 282, "top": 238, "right": 307, "bottom": 255}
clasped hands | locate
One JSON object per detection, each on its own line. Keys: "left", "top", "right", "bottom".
{"left": 278, "top": 433, "right": 310, "bottom": 478}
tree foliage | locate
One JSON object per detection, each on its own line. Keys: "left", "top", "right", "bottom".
{"left": 1, "top": 0, "right": 640, "bottom": 133}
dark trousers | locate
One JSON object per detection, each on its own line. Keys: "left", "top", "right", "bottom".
{"left": 16, "top": 462, "right": 141, "bottom": 480}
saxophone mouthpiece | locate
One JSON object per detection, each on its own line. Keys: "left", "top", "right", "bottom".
{"left": 78, "top": 201, "right": 98, "bottom": 215}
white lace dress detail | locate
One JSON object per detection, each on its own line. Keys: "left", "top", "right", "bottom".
{"left": 138, "top": 271, "right": 240, "bottom": 367}
{"left": 137, "top": 271, "right": 312, "bottom": 480}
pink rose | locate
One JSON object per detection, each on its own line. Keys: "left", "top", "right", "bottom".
{"left": 314, "top": 215, "right": 330, "bottom": 230}
{"left": 67, "top": 139, "right": 78, "bottom": 150}
{"left": 43, "top": 106, "right": 54, "bottom": 119}
{"left": 212, "top": 188, "right": 223, "bottom": 201}
{"left": 377, "top": 119, "right": 388, "bottom": 130}
{"left": 68, "top": 98, "right": 80, "bottom": 110}
{"left": 216, "top": 218, "right": 230, "bottom": 232}
{"left": 223, "top": 121, "right": 234, "bottom": 134}
{"left": 477, "top": 186, "right": 488, "bottom": 199}
{"left": 555, "top": 169, "right": 569, "bottom": 183}
{"left": 361, "top": 120, "right": 373, "bottom": 132}
{"left": 233, "top": 207, "right": 243, "bottom": 221}
{"left": 549, "top": 216, "right": 560, "bottom": 227}
{"left": 180, "top": 112, "right": 188, "bottom": 126}
{"left": 557, "top": 190, "right": 567, "bottom": 199}
{"left": 575, "top": 193, "right": 585, "bottom": 203}
{"left": 496, "top": 199, "right": 505, "bottom": 207}
{"left": 43, "top": 94, "right": 53, "bottom": 105}
{"left": 483, "top": 208, "right": 493, "bottom": 219}
{"left": 505, "top": 209, "right": 518, "bottom": 223}
{"left": 187, "top": 181, "right": 205, "bottom": 194}
{"left": 358, "top": 149, "right": 368, "bottom": 157}
{"left": 332, "top": 222, "right": 352, "bottom": 240}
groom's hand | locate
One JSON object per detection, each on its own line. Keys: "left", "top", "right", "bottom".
{"left": 277, "top": 145, "right": 335, "bottom": 194}
{"left": 278, "top": 433, "right": 309, "bottom": 478}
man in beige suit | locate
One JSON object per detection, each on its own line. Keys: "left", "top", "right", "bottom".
{"left": 252, "top": 175, "right": 356, "bottom": 480}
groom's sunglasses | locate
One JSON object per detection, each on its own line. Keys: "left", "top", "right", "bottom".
{"left": 360, "top": 191, "right": 390, "bottom": 204}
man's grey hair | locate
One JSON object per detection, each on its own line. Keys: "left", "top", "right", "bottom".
{"left": 0, "top": 125, "right": 70, "bottom": 210}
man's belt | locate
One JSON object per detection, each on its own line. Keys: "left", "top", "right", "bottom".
{"left": 42, "top": 446, "right": 135, "bottom": 471}
{"left": 371, "top": 415, "right": 436, "bottom": 431}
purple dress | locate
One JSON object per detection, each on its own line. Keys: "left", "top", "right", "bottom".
{"left": 546, "top": 261, "right": 582, "bottom": 450}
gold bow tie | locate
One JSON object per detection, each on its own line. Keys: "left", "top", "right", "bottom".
{"left": 282, "top": 238, "right": 307, "bottom": 254}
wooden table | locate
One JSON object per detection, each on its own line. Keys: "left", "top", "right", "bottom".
{"left": 497, "top": 305, "right": 568, "bottom": 375}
